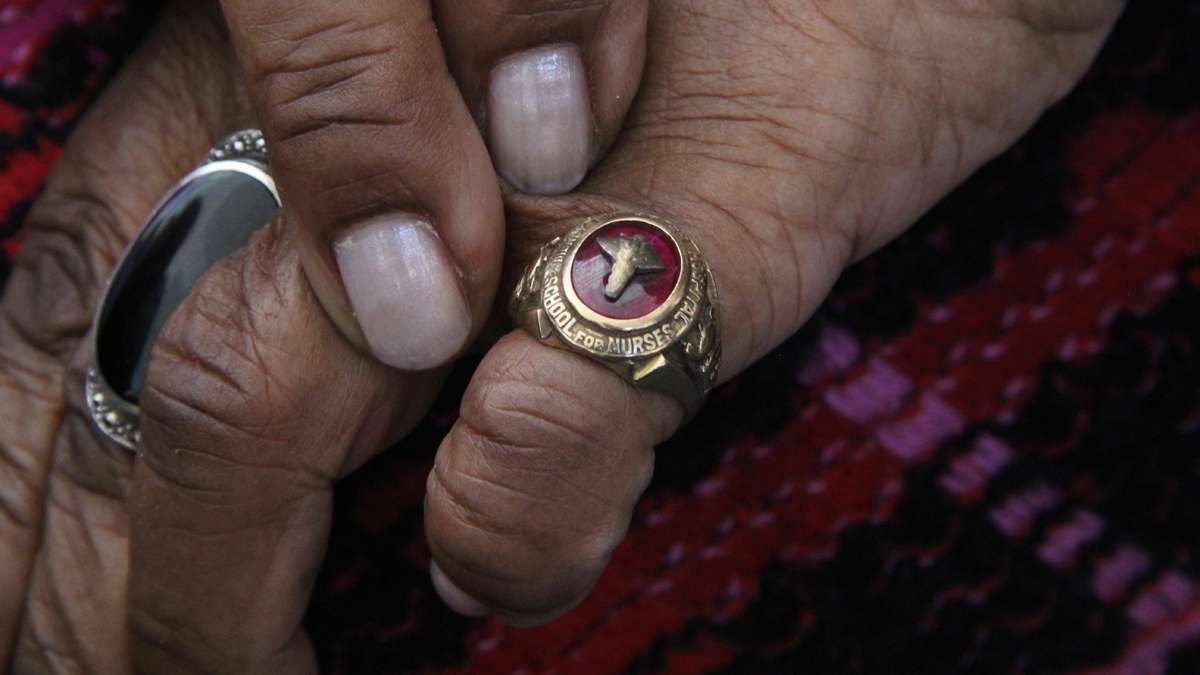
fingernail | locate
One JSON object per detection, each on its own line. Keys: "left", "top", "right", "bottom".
{"left": 430, "top": 561, "right": 490, "bottom": 617}
{"left": 334, "top": 216, "right": 471, "bottom": 371}
{"left": 488, "top": 44, "right": 591, "bottom": 195}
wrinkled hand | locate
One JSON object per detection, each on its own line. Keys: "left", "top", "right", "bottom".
{"left": 0, "top": 0, "right": 1122, "bottom": 672}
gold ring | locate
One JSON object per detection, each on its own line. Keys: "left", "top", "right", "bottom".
{"left": 510, "top": 213, "right": 720, "bottom": 417}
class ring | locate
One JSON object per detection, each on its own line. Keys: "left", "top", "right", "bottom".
{"left": 509, "top": 213, "right": 721, "bottom": 418}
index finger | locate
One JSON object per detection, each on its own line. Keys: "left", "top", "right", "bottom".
{"left": 219, "top": 0, "right": 504, "bottom": 371}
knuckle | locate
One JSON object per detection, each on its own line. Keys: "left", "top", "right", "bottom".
{"left": 424, "top": 339, "right": 658, "bottom": 612}
{"left": 246, "top": 13, "right": 420, "bottom": 147}
{"left": 0, "top": 196, "right": 132, "bottom": 554}
{"left": 135, "top": 222, "right": 382, "bottom": 502}
{"left": 5, "top": 196, "right": 129, "bottom": 358}
{"left": 142, "top": 267, "right": 290, "bottom": 451}
{"left": 429, "top": 429, "right": 632, "bottom": 558}
{"left": 436, "top": 416, "right": 613, "bottom": 559}
{"left": 484, "top": 0, "right": 614, "bottom": 29}
{"left": 240, "top": 12, "right": 454, "bottom": 223}
{"left": 460, "top": 350, "right": 614, "bottom": 475}
{"left": 425, "top": 460, "right": 540, "bottom": 561}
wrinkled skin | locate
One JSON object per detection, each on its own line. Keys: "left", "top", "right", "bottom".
{"left": 0, "top": 1, "right": 1122, "bottom": 672}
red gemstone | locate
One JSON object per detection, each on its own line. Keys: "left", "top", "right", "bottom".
{"left": 570, "top": 220, "right": 681, "bottom": 320}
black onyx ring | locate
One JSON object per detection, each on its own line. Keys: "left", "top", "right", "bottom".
{"left": 510, "top": 213, "right": 721, "bottom": 417}
{"left": 86, "top": 130, "right": 280, "bottom": 450}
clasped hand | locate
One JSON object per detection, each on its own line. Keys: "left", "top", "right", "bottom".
{"left": 0, "top": 1, "right": 1121, "bottom": 672}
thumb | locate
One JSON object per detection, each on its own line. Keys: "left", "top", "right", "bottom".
{"left": 425, "top": 330, "right": 682, "bottom": 623}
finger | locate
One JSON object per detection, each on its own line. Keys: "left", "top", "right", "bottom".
{"left": 434, "top": 0, "right": 650, "bottom": 194}
{"left": 126, "top": 216, "right": 437, "bottom": 673}
{"left": 220, "top": 0, "right": 504, "bottom": 371}
{"left": 423, "top": 0, "right": 1124, "bottom": 624}
{"left": 426, "top": 330, "right": 681, "bottom": 623}
{"left": 2, "top": 4, "right": 248, "bottom": 670}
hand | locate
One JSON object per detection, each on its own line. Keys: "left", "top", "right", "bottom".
{"left": 0, "top": 1, "right": 1123, "bottom": 673}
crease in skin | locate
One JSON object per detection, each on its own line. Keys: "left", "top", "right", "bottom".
{"left": 0, "top": 353, "right": 61, "bottom": 410}
{"left": 7, "top": 231, "right": 104, "bottom": 355}
{"left": 465, "top": 364, "right": 623, "bottom": 445}
{"left": 18, "top": 614, "right": 87, "bottom": 675}
{"left": 433, "top": 439, "right": 632, "bottom": 550}
{"left": 492, "top": 1, "right": 611, "bottom": 22}
{"left": 49, "top": 466, "right": 131, "bottom": 529}
{"left": 26, "top": 188, "right": 139, "bottom": 281}
{"left": 0, "top": 223, "right": 99, "bottom": 675}
{"left": 454, "top": 437, "right": 639, "bottom": 516}
{"left": 424, "top": 539, "right": 526, "bottom": 604}
{"left": 436, "top": 462, "right": 641, "bottom": 559}
{"left": 240, "top": 13, "right": 399, "bottom": 75}
{"left": 153, "top": 328, "right": 296, "bottom": 435}
{"left": 427, "top": 465, "right": 536, "bottom": 555}
{"left": 480, "top": 399, "right": 602, "bottom": 459}
{"left": 18, "top": 493, "right": 127, "bottom": 673}
{"left": 0, "top": 449, "right": 43, "bottom": 534}
{"left": 239, "top": 12, "right": 428, "bottom": 149}
{"left": 139, "top": 370, "right": 335, "bottom": 490}
{"left": 260, "top": 51, "right": 376, "bottom": 109}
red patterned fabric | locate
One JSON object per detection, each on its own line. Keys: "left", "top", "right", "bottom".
{"left": 2, "top": 3, "right": 1199, "bottom": 674}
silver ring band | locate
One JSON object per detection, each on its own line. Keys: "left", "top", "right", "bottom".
{"left": 86, "top": 130, "right": 279, "bottom": 450}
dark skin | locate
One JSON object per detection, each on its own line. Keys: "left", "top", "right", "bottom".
{"left": 0, "top": 0, "right": 1123, "bottom": 672}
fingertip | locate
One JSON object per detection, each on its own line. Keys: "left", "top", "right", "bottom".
{"left": 431, "top": 557, "right": 577, "bottom": 626}
{"left": 430, "top": 560, "right": 490, "bottom": 618}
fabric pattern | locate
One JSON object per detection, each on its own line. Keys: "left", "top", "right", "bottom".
{"left": 1, "top": 2, "right": 1198, "bottom": 673}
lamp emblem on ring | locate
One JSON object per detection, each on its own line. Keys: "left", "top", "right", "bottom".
{"left": 597, "top": 233, "right": 667, "bottom": 300}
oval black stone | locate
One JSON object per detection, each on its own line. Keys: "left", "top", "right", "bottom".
{"left": 95, "top": 162, "right": 280, "bottom": 402}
